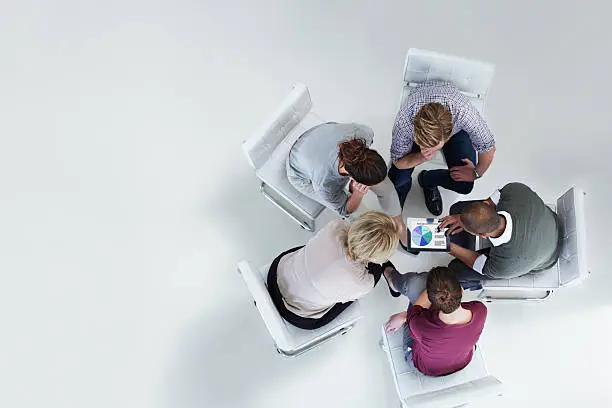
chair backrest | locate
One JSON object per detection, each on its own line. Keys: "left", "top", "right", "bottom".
{"left": 556, "top": 187, "right": 589, "bottom": 286}
{"left": 403, "top": 48, "right": 495, "bottom": 98}
{"left": 403, "top": 375, "right": 503, "bottom": 408}
{"left": 242, "top": 83, "right": 313, "bottom": 170}
{"left": 237, "top": 261, "right": 290, "bottom": 350}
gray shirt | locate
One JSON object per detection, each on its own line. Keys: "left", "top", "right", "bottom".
{"left": 483, "top": 183, "right": 560, "bottom": 279}
{"left": 286, "top": 122, "right": 401, "bottom": 217}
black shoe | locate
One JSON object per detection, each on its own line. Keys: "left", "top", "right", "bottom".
{"left": 418, "top": 170, "right": 443, "bottom": 216}
{"left": 381, "top": 261, "right": 401, "bottom": 297}
{"left": 399, "top": 241, "right": 420, "bottom": 256}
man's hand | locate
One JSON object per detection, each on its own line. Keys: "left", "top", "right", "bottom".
{"left": 439, "top": 214, "right": 465, "bottom": 235}
{"left": 450, "top": 158, "right": 476, "bottom": 182}
{"left": 385, "top": 311, "right": 407, "bottom": 333}
{"left": 420, "top": 141, "right": 444, "bottom": 162}
{"left": 350, "top": 178, "right": 370, "bottom": 197}
{"left": 420, "top": 148, "right": 436, "bottom": 161}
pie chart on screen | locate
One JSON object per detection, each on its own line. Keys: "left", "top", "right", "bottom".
{"left": 411, "top": 225, "right": 433, "bottom": 247}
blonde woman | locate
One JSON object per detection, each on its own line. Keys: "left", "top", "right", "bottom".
{"left": 389, "top": 82, "right": 496, "bottom": 216}
{"left": 267, "top": 211, "right": 401, "bottom": 330}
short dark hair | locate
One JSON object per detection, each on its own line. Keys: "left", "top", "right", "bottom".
{"left": 459, "top": 202, "right": 501, "bottom": 234}
{"left": 426, "top": 267, "right": 462, "bottom": 314}
{"left": 337, "top": 138, "right": 387, "bottom": 186}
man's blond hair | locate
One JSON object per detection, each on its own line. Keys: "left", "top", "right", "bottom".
{"left": 413, "top": 103, "right": 453, "bottom": 148}
{"left": 341, "top": 211, "right": 399, "bottom": 264}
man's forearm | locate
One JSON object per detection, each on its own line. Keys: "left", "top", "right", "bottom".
{"left": 450, "top": 242, "right": 481, "bottom": 269}
{"left": 394, "top": 151, "right": 426, "bottom": 170}
{"left": 475, "top": 147, "right": 496, "bottom": 176}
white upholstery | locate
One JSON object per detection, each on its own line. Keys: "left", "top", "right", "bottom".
{"left": 481, "top": 187, "right": 588, "bottom": 299}
{"left": 237, "top": 260, "right": 363, "bottom": 356}
{"left": 403, "top": 49, "right": 495, "bottom": 97}
{"left": 242, "top": 84, "right": 326, "bottom": 228}
{"left": 400, "top": 48, "right": 495, "bottom": 116}
{"left": 381, "top": 325, "right": 503, "bottom": 407}
{"left": 256, "top": 112, "right": 326, "bottom": 218}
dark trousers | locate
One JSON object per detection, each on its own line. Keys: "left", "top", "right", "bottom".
{"left": 267, "top": 247, "right": 383, "bottom": 330}
{"left": 446, "top": 200, "right": 489, "bottom": 290}
{"left": 388, "top": 130, "right": 477, "bottom": 207}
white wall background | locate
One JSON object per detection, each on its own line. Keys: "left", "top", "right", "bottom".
{"left": 1, "top": 1, "right": 611, "bottom": 407}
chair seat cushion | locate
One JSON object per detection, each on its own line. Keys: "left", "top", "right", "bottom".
{"left": 256, "top": 113, "right": 326, "bottom": 218}
{"left": 283, "top": 303, "right": 362, "bottom": 347}
{"left": 383, "top": 326, "right": 489, "bottom": 399}
{"left": 257, "top": 264, "right": 362, "bottom": 353}
{"left": 482, "top": 264, "right": 560, "bottom": 289}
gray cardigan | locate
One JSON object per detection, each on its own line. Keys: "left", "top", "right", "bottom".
{"left": 483, "top": 183, "right": 560, "bottom": 279}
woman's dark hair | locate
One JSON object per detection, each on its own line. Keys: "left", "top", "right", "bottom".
{"left": 426, "top": 266, "right": 462, "bottom": 314}
{"left": 337, "top": 138, "right": 387, "bottom": 186}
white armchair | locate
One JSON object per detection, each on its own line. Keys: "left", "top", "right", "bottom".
{"left": 237, "top": 260, "right": 363, "bottom": 357}
{"left": 381, "top": 325, "right": 503, "bottom": 407}
{"left": 242, "top": 84, "right": 326, "bottom": 231}
{"left": 399, "top": 49, "right": 496, "bottom": 165}
{"left": 479, "top": 186, "right": 589, "bottom": 301}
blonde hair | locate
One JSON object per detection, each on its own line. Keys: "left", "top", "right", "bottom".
{"left": 341, "top": 211, "right": 399, "bottom": 264}
{"left": 413, "top": 103, "right": 453, "bottom": 148}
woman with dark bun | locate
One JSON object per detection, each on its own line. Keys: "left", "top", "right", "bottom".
{"left": 287, "top": 122, "right": 407, "bottom": 247}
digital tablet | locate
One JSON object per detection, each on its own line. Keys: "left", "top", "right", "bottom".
{"left": 406, "top": 217, "right": 450, "bottom": 252}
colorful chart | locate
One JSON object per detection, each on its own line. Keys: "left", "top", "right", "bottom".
{"left": 411, "top": 225, "right": 433, "bottom": 247}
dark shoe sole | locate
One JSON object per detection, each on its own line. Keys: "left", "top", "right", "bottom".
{"left": 381, "top": 260, "right": 401, "bottom": 297}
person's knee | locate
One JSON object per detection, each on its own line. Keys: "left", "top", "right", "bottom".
{"left": 454, "top": 182, "right": 474, "bottom": 195}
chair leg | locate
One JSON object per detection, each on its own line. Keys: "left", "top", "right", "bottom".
{"left": 479, "top": 289, "right": 553, "bottom": 302}
{"left": 275, "top": 323, "right": 357, "bottom": 357}
{"left": 259, "top": 183, "right": 315, "bottom": 231}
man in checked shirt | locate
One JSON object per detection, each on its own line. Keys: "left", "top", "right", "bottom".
{"left": 389, "top": 81, "right": 496, "bottom": 216}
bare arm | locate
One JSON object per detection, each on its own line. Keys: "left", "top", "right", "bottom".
{"left": 345, "top": 179, "right": 369, "bottom": 213}
{"left": 450, "top": 242, "right": 481, "bottom": 269}
{"left": 475, "top": 147, "right": 496, "bottom": 177}
{"left": 345, "top": 193, "right": 364, "bottom": 213}
{"left": 413, "top": 289, "right": 432, "bottom": 309}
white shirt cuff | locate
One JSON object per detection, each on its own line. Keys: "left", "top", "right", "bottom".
{"left": 472, "top": 254, "right": 487, "bottom": 274}
{"left": 489, "top": 189, "right": 501, "bottom": 205}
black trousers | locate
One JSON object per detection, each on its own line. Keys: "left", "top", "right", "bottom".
{"left": 388, "top": 130, "right": 477, "bottom": 208}
{"left": 267, "top": 246, "right": 383, "bottom": 330}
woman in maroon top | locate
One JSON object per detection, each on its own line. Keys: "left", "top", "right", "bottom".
{"left": 384, "top": 266, "right": 487, "bottom": 376}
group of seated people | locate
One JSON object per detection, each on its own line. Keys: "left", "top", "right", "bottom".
{"left": 266, "top": 81, "right": 561, "bottom": 377}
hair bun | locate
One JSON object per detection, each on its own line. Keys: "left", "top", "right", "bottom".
{"left": 338, "top": 138, "right": 368, "bottom": 167}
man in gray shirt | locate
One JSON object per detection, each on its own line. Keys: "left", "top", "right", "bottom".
{"left": 287, "top": 122, "right": 407, "bottom": 246}
{"left": 439, "top": 182, "right": 560, "bottom": 289}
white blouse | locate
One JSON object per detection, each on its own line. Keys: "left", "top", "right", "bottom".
{"left": 276, "top": 220, "right": 375, "bottom": 318}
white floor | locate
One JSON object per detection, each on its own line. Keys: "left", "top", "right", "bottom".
{"left": 1, "top": 1, "right": 611, "bottom": 407}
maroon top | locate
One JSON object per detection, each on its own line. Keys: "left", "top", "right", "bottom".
{"left": 406, "top": 301, "right": 487, "bottom": 376}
